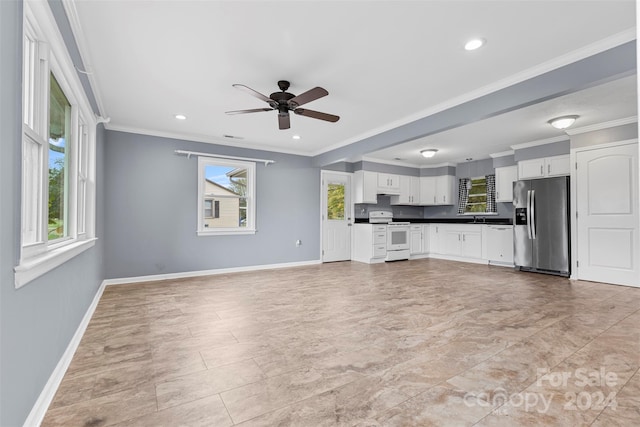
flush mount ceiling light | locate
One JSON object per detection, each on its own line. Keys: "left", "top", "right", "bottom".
{"left": 421, "top": 149, "right": 438, "bottom": 158}
{"left": 174, "top": 114, "right": 187, "bottom": 120}
{"left": 464, "top": 38, "right": 485, "bottom": 51}
{"left": 548, "top": 115, "right": 579, "bottom": 129}
{"left": 292, "top": 135, "right": 301, "bottom": 140}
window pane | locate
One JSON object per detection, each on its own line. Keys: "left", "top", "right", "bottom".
{"left": 203, "top": 164, "right": 248, "bottom": 228}
{"left": 464, "top": 177, "right": 487, "bottom": 213}
{"left": 327, "top": 183, "right": 345, "bottom": 220}
{"left": 49, "top": 73, "right": 71, "bottom": 240}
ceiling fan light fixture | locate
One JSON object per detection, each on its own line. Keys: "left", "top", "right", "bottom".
{"left": 464, "top": 38, "right": 485, "bottom": 51}
{"left": 421, "top": 149, "right": 438, "bottom": 158}
{"left": 548, "top": 115, "right": 579, "bottom": 129}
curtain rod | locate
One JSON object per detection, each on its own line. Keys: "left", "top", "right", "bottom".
{"left": 174, "top": 150, "right": 275, "bottom": 166}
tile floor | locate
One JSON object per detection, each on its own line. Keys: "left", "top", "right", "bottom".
{"left": 42, "top": 259, "right": 640, "bottom": 426}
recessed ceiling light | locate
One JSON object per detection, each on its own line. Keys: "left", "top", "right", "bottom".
{"left": 292, "top": 135, "right": 301, "bottom": 140}
{"left": 548, "top": 115, "right": 579, "bottom": 129}
{"left": 464, "top": 38, "right": 485, "bottom": 51}
{"left": 421, "top": 149, "right": 438, "bottom": 158}
{"left": 175, "top": 114, "right": 187, "bottom": 120}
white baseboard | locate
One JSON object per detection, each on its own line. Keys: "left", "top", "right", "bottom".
{"left": 23, "top": 280, "right": 107, "bottom": 427}
{"left": 428, "top": 253, "right": 489, "bottom": 265}
{"left": 103, "top": 259, "right": 323, "bottom": 286}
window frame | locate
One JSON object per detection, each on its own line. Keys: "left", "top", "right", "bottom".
{"left": 197, "top": 157, "right": 256, "bottom": 236}
{"left": 15, "top": 0, "right": 97, "bottom": 288}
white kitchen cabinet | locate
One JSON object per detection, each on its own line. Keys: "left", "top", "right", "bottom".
{"left": 428, "top": 224, "right": 444, "bottom": 254}
{"left": 391, "top": 176, "right": 421, "bottom": 205}
{"left": 422, "top": 224, "right": 430, "bottom": 254}
{"left": 410, "top": 225, "right": 423, "bottom": 255}
{"left": 439, "top": 224, "right": 483, "bottom": 260}
{"left": 377, "top": 173, "right": 401, "bottom": 194}
{"left": 485, "top": 225, "right": 514, "bottom": 265}
{"left": 518, "top": 155, "right": 570, "bottom": 179}
{"left": 420, "top": 175, "right": 455, "bottom": 205}
{"left": 352, "top": 224, "right": 387, "bottom": 264}
{"left": 495, "top": 165, "right": 518, "bottom": 202}
{"left": 353, "top": 170, "right": 377, "bottom": 204}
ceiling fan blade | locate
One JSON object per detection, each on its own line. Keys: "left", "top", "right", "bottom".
{"left": 293, "top": 108, "right": 340, "bottom": 123}
{"left": 278, "top": 113, "right": 290, "bottom": 130}
{"left": 288, "top": 87, "right": 328, "bottom": 108}
{"left": 232, "top": 84, "right": 273, "bottom": 104}
{"left": 225, "top": 108, "right": 273, "bottom": 115}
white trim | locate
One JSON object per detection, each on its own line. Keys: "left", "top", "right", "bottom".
{"left": 565, "top": 116, "right": 638, "bottom": 136}
{"left": 490, "top": 150, "right": 515, "bottom": 159}
{"left": 510, "top": 135, "right": 569, "bottom": 151}
{"left": 14, "top": 238, "right": 97, "bottom": 288}
{"left": 428, "top": 253, "right": 489, "bottom": 265}
{"left": 307, "top": 28, "right": 636, "bottom": 157}
{"left": 103, "top": 260, "right": 322, "bottom": 286}
{"left": 106, "top": 123, "right": 313, "bottom": 157}
{"left": 23, "top": 279, "right": 106, "bottom": 427}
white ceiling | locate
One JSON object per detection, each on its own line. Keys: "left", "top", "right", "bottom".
{"left": 68, "top": 0, "right": 637, "bottom": 160}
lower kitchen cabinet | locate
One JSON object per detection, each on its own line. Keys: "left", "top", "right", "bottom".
{"left": 352, "top": 224, "right": 387, "bottom": 264}
{"left": 442, "top": 225, "right": 483, "bottom": 259}
{"left": 410, "top": 225, "right": 423, "bottom": 255}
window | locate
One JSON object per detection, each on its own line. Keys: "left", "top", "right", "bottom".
{"left": 16, "top": 1, "right": 97, "bottom": 288}
{"left": 197, "top": 157, "right": 256, "bottom": 235}
{"left": 458, "top": 175, "right": 497, "bottom": 215}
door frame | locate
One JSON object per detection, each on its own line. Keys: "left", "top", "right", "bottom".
{"left": 320, "top": 170, "right": 353, "bottom": 262}
{"left": 569, "top": 138, "right": 639, "bottom": 284}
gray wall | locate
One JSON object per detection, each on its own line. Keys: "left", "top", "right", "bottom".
{"left": 0, "top": 2, "right": 106, "bottom": 425}
{"left": 570, "top": 122, "right": 638, "bottom": 148}
{"left": 514, "top": 140, "right": 570, "bottom": 161}
{"left": 103, "top": 131, "right": 321, "bottom": 279}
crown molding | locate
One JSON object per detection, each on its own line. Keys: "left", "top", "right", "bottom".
{"left": 510, "top": 135, "right": 569, "bottom": 151}
{"left": 61, "top": 0, "right": 108, "bottom": 118}
{"left": 489, "top": 150, "right": 515, "bottom": 158}
{"left": 565, "top": 116, "right": 638, "bottom": 136}
{"left": 105, "top": 124, "right": 314, "bottom": 157}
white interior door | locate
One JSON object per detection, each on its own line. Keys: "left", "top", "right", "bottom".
{"left": 576, "top": 142, "right": 639, "bottom": 287}
{"left": 321, "top": 172, "right": 352, "bottom": 262}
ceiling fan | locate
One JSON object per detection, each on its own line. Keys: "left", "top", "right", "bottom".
{"left": 225, "top": 80, "right": 340, "bottom": 130}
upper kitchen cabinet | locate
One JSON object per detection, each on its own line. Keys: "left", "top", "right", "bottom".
{"left": 391, "top": 175, "right": 421, "bottom": 205}
{"left": 377, "top": 173, "right": 401, "bottom": 194}
{"left": 353, "top": 170, "right": 378, "bottom": 204}
{"left": 495, "top": 165, "right": 518, "bottom": 202}
{"left": 518, "top": 155, "right": 570, "bottom": 179}
{"left": 420, "top": 175, "right": 455, "bottom": 205}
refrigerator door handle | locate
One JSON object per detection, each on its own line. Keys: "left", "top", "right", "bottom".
{"left": 526, "top": 190, "right": 533, "bottom": 239}
{"left": 531, "top": 189, "right": 536, "bottom": 239}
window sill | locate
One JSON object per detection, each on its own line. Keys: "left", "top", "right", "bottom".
{"left": 197, "top": 229, "right": 256, "bottom": 236}
{"left": 14, "top": 238, "right": 97, "bottom": 289}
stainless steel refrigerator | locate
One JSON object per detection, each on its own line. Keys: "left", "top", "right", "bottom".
{"left": 513, "top": 176, "right": 570, "bottom": 276}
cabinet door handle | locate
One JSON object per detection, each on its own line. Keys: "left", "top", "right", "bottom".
{"left": 548, "top": 164, "right": 551, "bottom": 174}
{"left": 496, "top": 191, "right": 499, "bottom": 200}
{"left": 463, "top": 234, "right": 466, "bottom": 242}
{"left": 540, "top": 165, "right": 543, "bottom": 175}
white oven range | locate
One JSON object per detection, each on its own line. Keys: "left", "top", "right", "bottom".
{"left": 368, "top": 211, "right": 410, "bottom": 261}
{"left": 386, "top": 222, "right": 410, "bottom": 261}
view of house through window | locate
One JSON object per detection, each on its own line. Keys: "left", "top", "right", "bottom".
{"left": 48, "top": 73, "right": 71, "bottom": 240}
{"left": 327, "top": 183, "right": 345, "bottom": 220}
{"left": 465, "top": 177, "right": 487, "bottom": 213}
{"left": 203, "top": 164, "right": 248, "bottom": 228}
{"left": 458, "top": 175, "right": 497, "bottom": 215}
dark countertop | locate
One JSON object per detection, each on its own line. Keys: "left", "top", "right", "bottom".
{"left": 355, "top": 217, "right": 513, "bottom": 225}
